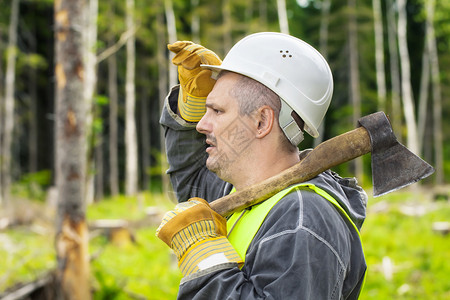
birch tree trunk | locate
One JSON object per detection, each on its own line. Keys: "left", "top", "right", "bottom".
{"left": 84, "top": 0, "right": 98, "bottom": 205}
{"left": 2, "top": 0, "right": 20, "bottom": 206}
{"left": 107, "top": 34, "right": 119, "bottom": 196}
{"left": 426, "top": 0, "right": 443, "bottom": 184}
{"left": 397, "top": 0, "right": 419, "bottom": 155}
{"left": 54, "top": 0, "right": 91, "bottom": 298}
{"left": 417, "top": 37, "right": 430, "bottom": 152}
{"left": 165, "top": 0, "right": 177, "bottom": 87}
{"left": 162, "top": 0, "right": 176, "bottom": 195}
{"left": 387, "top": 0, "right": 402, "bottom": 141}
{"left": 372, "top": 0, "right": 387, "bottom": 112}
{"left": 125, "top": 0, "right": 138, "bottom": 196}
{"left": 156, "top": 6, "right": 170, "bottom": 195}
{"left": 348, "top": 0, "right": 363, "bottom": 180}
{"left": 314, "top": 0, "right": 331, "bottom": 147}
{"left": 277, "top": 0, "right": 289, "bottom": 34}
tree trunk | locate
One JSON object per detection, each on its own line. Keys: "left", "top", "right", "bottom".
{"left": 348, "top": 0, "right": 363, "bottom": 180}
{"left": 222, "top": 0, "right": 232, "bottom": 52}
{"left": 2, "top": 0, "right": 20, "bottom": 206}
{"left": 125, "top": 0, "right": 138, "bottom": 196}
{"left": 165, "top": 0, "right": 178, "bottom": 87}
{"left": 426, "top": 0, "right": 444, "bottom": 184}
{"left": 191, "top": 0, "right": 200, "bottom": 43}
{"left": 0, "top": 28, "right": 3, "bottom": 205}
{"left": 84, "top": 0, "right": 98, "bottom": 205}
{"left": 107, "top": 34, "right": 119, "bottom": 196}
{"left": 386, "top": 0, "right": 402, "bottom": 141}
{"left": 139, "top": 66, "right": 150, "bottom": 191}
{"left": 276, "top": 0, "right": 289, "bottom": 34}
{"left": 417, "top": 37, "right": 430, "bottom": 153}
{"left": 161, "top": 0, "right": 175, "bottom": 195}
{"left": 314, "top": 0, "right": 331, "bottom": 147}
{"left": 245, "top": 0, "right": 254, "bottom": 34}
{"left": 372, "top": 0, "right": 387, "bottom": 112}
{"left": 259, "top": 0, "right": 267, "bottom": 30}
{"left": 54, "top": 0, "right": 91, "bottom": 298}
{"left": 94, "top": 135, "right": 104, "bottom": 200}
{"left": 397, "top": 0, "right": 419, "bottom": 155}
{"left": 26, "top": 14, "right": 38, "bottom": 174}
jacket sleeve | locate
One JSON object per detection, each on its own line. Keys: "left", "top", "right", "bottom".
{"left": 159, "top": 85, "right": 232, "bottom": 203}
{"left": 177, "top": 190, "right": 365, "bottom": 299}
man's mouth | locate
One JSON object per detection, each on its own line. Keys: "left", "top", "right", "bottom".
{"left": 205, "top": 137, "right": 217, "bottom": 153}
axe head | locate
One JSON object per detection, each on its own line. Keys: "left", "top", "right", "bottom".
{"left": 358, "top": 112, "right": 435, "bottom": 197}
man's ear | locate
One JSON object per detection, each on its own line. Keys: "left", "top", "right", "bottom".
{"left": 255, "top": 105, "right": 275, "bottom": 138}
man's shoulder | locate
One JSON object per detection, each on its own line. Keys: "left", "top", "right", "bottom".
{"left": 265, "top": 186, "right": 352, "bottom": 234}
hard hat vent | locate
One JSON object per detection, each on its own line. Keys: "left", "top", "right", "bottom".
{"left": 280, "top": 50, "right": 292, "bottom": 58}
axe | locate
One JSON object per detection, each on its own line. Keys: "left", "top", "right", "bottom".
{"left": 210, "top": 111, "right": 435, "bottom": 217}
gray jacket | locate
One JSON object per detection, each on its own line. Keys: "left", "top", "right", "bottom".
{"left": 160, "top": 86, "right": 368, "bottom": 299}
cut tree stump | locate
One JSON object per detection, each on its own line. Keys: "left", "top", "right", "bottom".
{"left": 89, "top": 219, "right": 135, "bottom": 247}
{"left": 432, "top": 222, "right": 450, "bottom": 235}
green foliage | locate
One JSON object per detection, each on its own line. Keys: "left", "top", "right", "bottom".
{"left": 11, "top": 170, "right": 52, "bottom": 202}
{"left": 92, "top": 265, "right": 126, "bottom": 300}
{"left": 0, "top": 228, "right": 55, "bottom": 293}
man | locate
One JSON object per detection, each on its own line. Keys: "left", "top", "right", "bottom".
{"left": 157, "top": 32, "right": 367, "bottom": 299}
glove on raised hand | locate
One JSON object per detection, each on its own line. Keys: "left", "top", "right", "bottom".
{"left": 156, "top": 198, "right": 242, "bottom": 277}
{"left": 168, "top": 41, "right": 222, "bottom": 122}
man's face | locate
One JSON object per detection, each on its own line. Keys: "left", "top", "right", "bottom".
{"left": 196, "top": 72, "right": 256, "bottom": 182}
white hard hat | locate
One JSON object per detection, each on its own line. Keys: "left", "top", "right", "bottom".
{"left": 202, "top": 32, "right": 333, "bottom": 145}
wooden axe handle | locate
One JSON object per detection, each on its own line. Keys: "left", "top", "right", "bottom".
{"left": 210, "top": 126, "right": 371, "bottom": 217}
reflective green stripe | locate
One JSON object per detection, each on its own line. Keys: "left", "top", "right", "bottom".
{"left": 226, "top": 183, "right": 363, "bottom": 262}
{"left": 226, "top": 185, "right": 301, "bottom": 260}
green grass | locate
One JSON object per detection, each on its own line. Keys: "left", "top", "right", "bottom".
{"left": 90, "top": 229, "right": 182, "bottom": 299}
{"left": 0, "top": 228, "right": 55, "bottom": 293}
{"left": 1, "top": 188, "right": 449, "bottom": 299}
{"left": 87, "top": 192, "right": 182, "bottom": 299}
{"left": 360, "top": 191, "right": 450, "bottom": 299}
{"left": 86, "top": 192, "right": 175, "bottom": 221}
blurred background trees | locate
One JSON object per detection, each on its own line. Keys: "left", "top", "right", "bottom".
{"left": 0, "top": 0, "right": 448, "bottom": 204}
{"left": 0, "top": 0, "right": 449, "bottom": 298}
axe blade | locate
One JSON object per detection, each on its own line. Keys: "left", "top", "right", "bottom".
{"left": 358, "top": 112, "right": 435, "bottom": 197}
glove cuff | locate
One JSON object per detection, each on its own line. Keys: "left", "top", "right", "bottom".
{"left": 178, "top": 88, "right": 207, "bottom": 122}
{"left": 178, "top": 237, "right": 243, "bottom": 277}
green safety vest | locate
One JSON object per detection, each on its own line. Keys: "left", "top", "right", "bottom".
{"left": 226, "top": 183, "right": 363, "bottom": 262}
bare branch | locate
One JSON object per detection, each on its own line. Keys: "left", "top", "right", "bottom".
{"left": 96, "top": 25, "right": 139, "bottom": 64}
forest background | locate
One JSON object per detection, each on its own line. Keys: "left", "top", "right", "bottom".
{"left": 0, "top": 0, "right": 449, "bottom": 299}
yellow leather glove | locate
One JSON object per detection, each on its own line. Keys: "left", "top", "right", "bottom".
{"left": 156, "top": 198, "right": 242, "bottom": 277}
{"left": 168, "top": 41, "right": 222, "bottom": 122}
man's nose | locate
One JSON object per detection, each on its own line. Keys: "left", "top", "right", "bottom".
{"left": 196, "top": 113, "right": 210, "bottom": 134}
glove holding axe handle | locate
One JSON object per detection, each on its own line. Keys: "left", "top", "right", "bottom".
{"left": 156, "top": 198, "right": 243, "bottom": 278}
